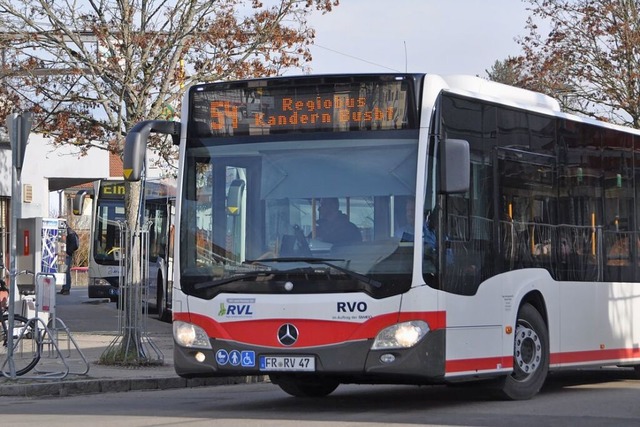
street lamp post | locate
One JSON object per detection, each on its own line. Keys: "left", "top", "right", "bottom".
{"left": 4, "top": 112, "right": 31, "bottom": 379}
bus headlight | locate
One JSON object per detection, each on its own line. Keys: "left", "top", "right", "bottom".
{"left": 371, "top": 321, "right": 429, "bottom": 350}
{"left": 92, "top": 278, "right": 111, "bottom": 287}
{"left": 173, "top": 321, "right": 212, "bottom": 349}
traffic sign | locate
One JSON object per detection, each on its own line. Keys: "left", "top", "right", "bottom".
{"left": 6, "top": 112, "right": 33, "bottom": 174}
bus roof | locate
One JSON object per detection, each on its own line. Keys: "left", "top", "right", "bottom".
{"left": 439, "top": 74, "right": 640, "bottom": 138}
{"left": 440, "top": 75, "right": 561, "bottom": 112}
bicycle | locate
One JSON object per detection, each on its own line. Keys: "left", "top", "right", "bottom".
{"left": 1, "top": 271, "right": 42, "bottom": 376}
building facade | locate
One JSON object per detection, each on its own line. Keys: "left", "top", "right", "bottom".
{"left": 0, "top": 132, "right": 167, "bottom": 269}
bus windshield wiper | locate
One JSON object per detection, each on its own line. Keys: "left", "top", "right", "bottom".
{"left": 192, "top": 270, "right": 273, "bottom": 290}
{"left": 247, "top": 257, "right": 382, "bottom": 289}
{"left": 192, "top": 265, "right": 322, "bottom": 290}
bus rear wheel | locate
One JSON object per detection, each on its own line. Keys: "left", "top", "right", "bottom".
{"left": 270, "top": 375, "right": 339, "bottom": 397}
{"left": 499, "top": 303, "right": 549, "bottom": 400}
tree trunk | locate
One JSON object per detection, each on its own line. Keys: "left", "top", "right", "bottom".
{"left": 122, "top": 180, "right": 143, "bottom": 357}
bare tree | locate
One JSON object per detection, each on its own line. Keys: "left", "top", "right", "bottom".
{"left": 509, "top": 0, "right": 640, "bottom": 127}
{"left": 0, "top": 0, "right": 338, "bottom": 362}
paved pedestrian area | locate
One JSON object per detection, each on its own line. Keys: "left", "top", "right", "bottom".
{"left": 1, "top": 280, "right": 265, "bottom": 397}
{"left": 0, "top": 329, "right": 260, "bottom": 398}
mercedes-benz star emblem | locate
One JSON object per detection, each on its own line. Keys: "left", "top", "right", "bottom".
{"left": 277, "top": 324, "right": 299, "bottom": 346}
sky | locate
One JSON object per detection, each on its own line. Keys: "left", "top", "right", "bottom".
{"left": 304, "top": 0, "right": 532, "bottom": 77}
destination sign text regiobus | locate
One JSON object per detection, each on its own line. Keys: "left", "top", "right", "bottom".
{"left": 189, "top": 76, "right": 417, "bottom": 137}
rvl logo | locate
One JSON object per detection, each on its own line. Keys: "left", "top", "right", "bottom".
{"left": 219, "top": 303, "right": 254, "bottom": 316}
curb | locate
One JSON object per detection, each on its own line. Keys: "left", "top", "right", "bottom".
{"left": 0, "top": 375, "right": 265, "bottom": 398}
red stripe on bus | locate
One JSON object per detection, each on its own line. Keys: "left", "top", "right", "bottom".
{"left": 445, "top": 347, "right": 640, "bottom": 375}
{"left": 550, "top": 347, "right": 640, "bottom": 365}
{"left": 446, "top": 356, "right": 513, "bottom": 373}
{"left": 175, "top": 311, "right": 446, "bottom": 347}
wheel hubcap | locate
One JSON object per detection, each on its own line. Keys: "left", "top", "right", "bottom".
{"left": 514, "top": 323, "right": 541, "bottom": 375}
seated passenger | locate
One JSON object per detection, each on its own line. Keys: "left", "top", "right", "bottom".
{"left": 395, "top": 197, "right": 436, "bottom": 252}
{"left": 607, "top": 236, "right": 630, "bottom": 266}
{"left": 396, "top": 197, "right": 426, "bottom": 243}
{"left": 316, "top": 198, "right": 362, "bottom": 245}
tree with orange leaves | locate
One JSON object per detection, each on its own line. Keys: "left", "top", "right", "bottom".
{"left": 506, "top": 0, "right": 640, "bottom": 128}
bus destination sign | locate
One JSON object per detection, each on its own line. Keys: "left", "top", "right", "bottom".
{"left": 253, "top": 95, "right": 395, "bottom": 127}
{"left": 189, "top": 76, "right": 416, "bottom": 137}
{"left": 100, "top": 181, "right": 126, "bottom": 198}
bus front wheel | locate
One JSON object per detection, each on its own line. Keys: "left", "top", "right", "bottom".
{"left": 270, "top": 375, "right": 339, "bottom": 397}
{"left": 499, "top": 303, "right": 549, "bottom": 400}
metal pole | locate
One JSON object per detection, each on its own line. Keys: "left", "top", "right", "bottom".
{"left": 6, "top": 112, "right": 31, "bottom": 379}
{"left": 6, "top": 130, "right": 20, "bottom": 379}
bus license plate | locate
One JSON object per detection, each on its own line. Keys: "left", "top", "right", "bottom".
{"left": 259, "top": 355, "right": 315, "bottom": 372}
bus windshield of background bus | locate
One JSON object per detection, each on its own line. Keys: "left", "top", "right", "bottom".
{"left": 180, "top": 134, "right": 420, "bottom": 295}
{"left": 94, "top": 199, "right": 125, "bottom": 264}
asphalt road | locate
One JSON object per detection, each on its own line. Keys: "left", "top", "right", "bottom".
{"left": 2, "top": 373, "right": 640, "bottom": 427}
{"left": 53, "top": 284, "right": 172, "bottom": 335}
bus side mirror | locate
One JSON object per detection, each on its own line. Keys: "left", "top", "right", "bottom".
{"left": 441, "top": 138, "right": 470, "bottom": 194}
{"left": 123, "top": 128, "right": 147, "bottom": 182}
{"left": 123, "top": 120, "right": 181, "bottom": 182}
{"left": 226, "top": 179, "right": 245, "bottom": 216}
{"left": 72, "top": 190, "right": 89, "bottom": 215}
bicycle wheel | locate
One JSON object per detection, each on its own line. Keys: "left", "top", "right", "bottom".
{"left": 1, "top": 313, "right": 41, "bottom": 376}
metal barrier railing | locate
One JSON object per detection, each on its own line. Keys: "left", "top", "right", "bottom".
{"left": 100, "top": 221, "right": 163, "bottom": 366}
{"left": 1, "top": 270, "right": 89, "bottom": 379}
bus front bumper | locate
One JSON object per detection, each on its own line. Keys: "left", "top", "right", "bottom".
{"left": 88, "top": 277, "right": 119, "bottom": 300}
{"left": 173, "top": 329, "right": 445, "bottom": 384}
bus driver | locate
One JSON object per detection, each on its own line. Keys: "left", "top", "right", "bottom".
{"left": 315, "top": 198, "right": 362, "bottom": 246}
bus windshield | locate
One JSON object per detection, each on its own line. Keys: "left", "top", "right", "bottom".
{"left": 180, "top": 133, "right": 419, "bottom": 297}
{"left": 179, "top": 75, "right": 422, "bottom": 298}
{"left": 93, "top": 198, "right": 125, "bottom": 264}
{"left": 92, "top": 181, "right": 173, "bottom": 265}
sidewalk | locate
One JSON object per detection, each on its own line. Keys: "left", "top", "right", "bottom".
{"left": 1, "top": 276, "right": 265, "bottom": 398}
{"left": 1, "top": 275, "right": 267, "bottom": 399}
{"left": 0, "top": 329, "right": 260, "bottom": 398}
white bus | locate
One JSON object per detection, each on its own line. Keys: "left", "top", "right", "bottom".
{"left": 123, "top": 74, "right": 640, "bottom": 399}
{"left": 75, "top": 178, "right": 175, "bottom": 321}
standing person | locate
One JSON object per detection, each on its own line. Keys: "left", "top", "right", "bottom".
{"left": 60, "top": 225, "right": 79, "bottom": 295}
